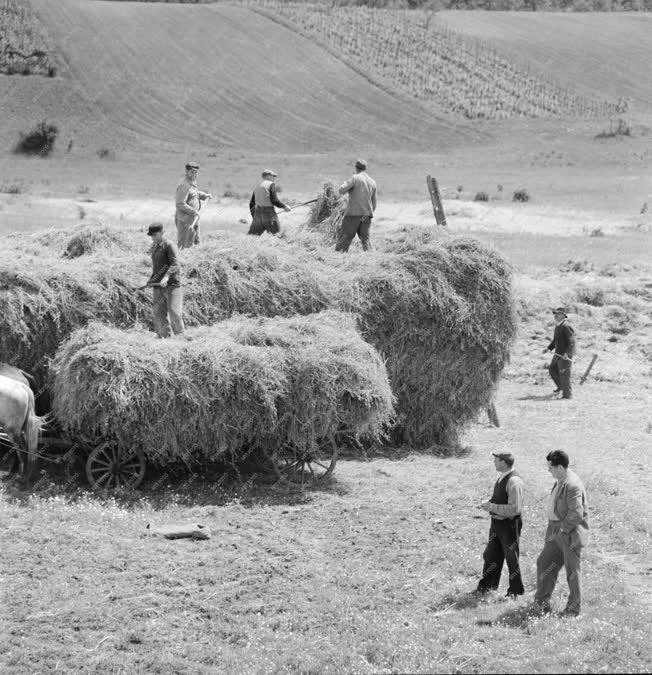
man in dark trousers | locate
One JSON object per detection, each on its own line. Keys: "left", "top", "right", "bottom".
{"left": 335, "top": 159, "right": 377, "bottom": 252}
{"left": 146, "top": 223, "right": 184, "bottom": 338}
{"left": 248, "top": 169, "right": 290, "bottom": 236}
{"left": 473, "top": 452, "right": 525, "bottom": 599}
{"left": 543, "top": 306, "right": 576, "bottom": 399}
{"left": 531, "top": 450, "right": 589, "bottom": 617}
{"left": 175, "top": 162, "right": 212, "bottom": 249}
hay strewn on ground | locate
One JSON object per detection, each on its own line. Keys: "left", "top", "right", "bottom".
{"left": 0, "top": 222, "right": 516, "bottom": 449}
{"left": 52, "top": 312, "right": 394, "bottom": 464}
{"left": 302, "top": 182, "right": 346, "bottom": 244}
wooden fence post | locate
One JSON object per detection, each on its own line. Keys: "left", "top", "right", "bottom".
{"left": 426, "top": 174, "right": 447, "bottom": 227}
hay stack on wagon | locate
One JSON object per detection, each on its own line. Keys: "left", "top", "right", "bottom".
{"left": 0, "top": 223, "right": 516, "bottom": 450}
{"left": 52, "top": 312, "right": 394, "bottom": 464}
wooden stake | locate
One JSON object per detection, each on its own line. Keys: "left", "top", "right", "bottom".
{"left": 580, "top": 354, "right": 598, "bottom": 386}
{"left": 487, "top": 402, "right": 500, "bottom": 428}
{"left": 426, "top": 175, "right": 447, "bottom": 227}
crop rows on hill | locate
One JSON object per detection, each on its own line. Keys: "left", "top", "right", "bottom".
{"left": 0, "top": 0, "right": 55, "bottom": 76}
{"left": 252, "top": 1, "right": 619, "bottom": 120}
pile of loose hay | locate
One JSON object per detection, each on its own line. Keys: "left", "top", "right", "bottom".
{"left": 302, "top": 181, "right": 346, "bottom": 244}
{"left": 52, "top": 312, "right": 394, "bottom": 464}
{"left": 1, "top": 227, "right": 516, "bottom": 449}
{"left": 63, "top": 224, "right": 132, "bottom": 258}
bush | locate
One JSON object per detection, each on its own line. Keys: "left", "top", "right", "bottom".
{"left": 512, "top": 188, "right": 530, "bottom": 203}
{"left": 52, "top": 313, "right": 395, "bottom": 465}
{"left": 473, "top": 191, "right": 489, "bottom": 202}
{"left": 97, "top": 147, "right": 115, "bottom": 160}
{"left": 575, "top": 285, "right": 606, "bottom": 307}
{"left": 14, "top": 121, "right": 58, "bottom": 156}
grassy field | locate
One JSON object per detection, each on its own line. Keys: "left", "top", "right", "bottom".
{"left": 439, "top": 10, "right": 652, "bottom": 114}
{"left": 256, "top": 1, "right": 618, "bottom": 120}
{"left": 1, "top": 185, "right": 651, "bottom": 673}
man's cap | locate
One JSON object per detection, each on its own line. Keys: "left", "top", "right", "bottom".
{"left": 550, "top": 306, "right": 568, "bottom": 316}
{"left": 185, "top": 162, "right": 200, "bottom": 171}
{"left": 261, "top": 168, "right": 277, "bottom": 177}
{"left": 492, "top": 452, "right": 515, "bottom": 464}
{"left": 355, "top": 158, "right": 367, "bottom": 170}
{"left": 147, "top": 222, "right": 164, "bottom": 236}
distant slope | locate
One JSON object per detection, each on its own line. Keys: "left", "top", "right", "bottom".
{"left": 0, "top": 0, "right": 474, "bottom": 154}
{"left": 259, "top": 2, "right": 618, "bottom": 121}
{"left": 439, "top": 11, "right": 652, "bottom": 112}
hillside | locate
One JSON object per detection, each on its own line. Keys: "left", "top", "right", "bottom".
{"left": 439, "top": 11, "right": 652, "bottom": 113}
{"left": 0, "top": 0, "right": 473, "bottom": 154}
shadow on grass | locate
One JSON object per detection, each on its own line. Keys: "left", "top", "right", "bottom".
{"left": 516, "top": 393, "right": 559, "bottom": 401}
{"left": 0, "top": 459, "right": 351, "bottom": 510}
{"left": 428, "top": 591, "right": 491, "bottom": 613}
{"left": 476, "top": 604, "right": 551, "bottom": 628}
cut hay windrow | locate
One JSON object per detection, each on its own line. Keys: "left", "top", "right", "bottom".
{"left": 52, "top": 312, "right": 394, "bottom": 464}
{"left": 0, "top": 223, "right": 516, "bottom": 449}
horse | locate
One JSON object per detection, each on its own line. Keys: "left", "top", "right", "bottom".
{"left": 0, "top": 362, "right": 36, "bottom": 390}
{"left": 0, "top": 374, "right": 46, "bottom": 482}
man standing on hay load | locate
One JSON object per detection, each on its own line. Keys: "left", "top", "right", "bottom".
{"left": 248, "top": 169, "right": 290, "bottom": 236}
{"left": 175, "top": 162, "right": 212, "bottom": 249}
{"left": 543, "top": 307, "right": 575, "bottom": 399}
{"left": 146, "top": 223, "right": 184, "bottom": 338}
{"left": 335, "top": 158, "right": 377, "bottom": 252}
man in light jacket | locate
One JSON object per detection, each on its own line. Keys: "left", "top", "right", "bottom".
{"left": 532, "top": 450, "right": 589, "bottom": 617}
{"left": 335, "top": 159, "right": 377, "bottom": 252}
{"left": 175, "top": 162, "right": 212, "bottom": 249}
{"left": 248, "top": 169, "right": 290, "bottom": 236}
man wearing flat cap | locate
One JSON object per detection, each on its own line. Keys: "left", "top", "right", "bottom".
{"left": 175, "top": 162, "right": 212, "bottom": 249}
{"left": 248, "top": 169, "right": 290, "bottom": 236}
{"left": 335, "top": 159, "right": 377, "bottom": 253}
{"left": 543, "top": 307, "right": 576, "bottom": 399}
{"left": 146, "top": 223, "right": 184, "bottom": 338}
{"left": 473, "top": 452, "right": 525, "bottom": 598}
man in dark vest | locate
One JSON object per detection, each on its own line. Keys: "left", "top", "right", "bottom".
{"left": 543, "top": 306, "right": 576, "bottom": 399}
{"left": 146, "top": 223, "right": 184, "bottom": 338}
{"left": 473, "top": 452, "right": 525, "bottom": 598}
{"left": 248, "top": 169, "right": 290, "bottom": 236}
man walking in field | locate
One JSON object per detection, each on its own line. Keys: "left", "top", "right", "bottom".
{"left": 146, "top": 223, "right": 184, "bottom": 338}
{"left": 175, "top": 162, "right": 212, "bottom": 249}
{"left": 335, "top": 159, "right": 377, "bottom": 252}
{"left": 531, "top": 450, "right": 589, "bottom": 617}
{"left": 543, "top": 306, "right": 575, "bottom": 399}
{"left": 248, "top": 169, "right": 290, "bottom": 236}
{"left": 473, "top": 452, "right": 525, "bottom": 599}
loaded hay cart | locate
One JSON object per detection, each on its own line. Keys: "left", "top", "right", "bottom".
{"left": 44, "top": 312, "right": 394, "bottom": 490}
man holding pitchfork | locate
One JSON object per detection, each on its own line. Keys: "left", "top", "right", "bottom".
{"left": 543, "top": 307, "right": 576, "bottom": 400}
{"left": 175, "top": 161, "right": 212, "bottom": 249}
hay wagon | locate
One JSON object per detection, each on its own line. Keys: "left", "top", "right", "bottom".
{"left": 78, "top": 432, "right": 340, "bottom": 490}
{"left": 1, "top": 427, "right": 339, "bottom": 490}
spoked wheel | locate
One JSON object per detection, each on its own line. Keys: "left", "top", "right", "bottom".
{"left": 265, "top": 435, "right": 338, "bottom": 484}
{"left": 85, "top": 442, "right": 146, "bottom": 490}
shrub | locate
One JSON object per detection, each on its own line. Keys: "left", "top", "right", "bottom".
{"left": 473, "top": 191, "right": 489, "bottom": 202}
{"left": 575, "top": 285, "right": 606, "bottom": 307}
{"left": 512, "top": 188, "right": 530, "bottom": 203}
{"left": 595, "top": 117, "right": 632, "bottom": 139}
{"left": 51, "top": 313, "right": 395, "bottom": 465}
{"left": 0, "top": 182, "right": 23, "bottom": 195}
{"left": 97, "top": 147, "right": 114, "bottom": 160}
{"left": 0, "top": 228, "right": 516, "bottom": 451}
{"left": 13, "top": 121, "right": 58, "bottom": 156}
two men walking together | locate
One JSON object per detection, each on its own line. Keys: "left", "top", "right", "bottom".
{"left": 474, "top": 449, "right": 589, "bottom": 617}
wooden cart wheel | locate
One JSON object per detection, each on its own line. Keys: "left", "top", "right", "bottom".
{"left": 85, "top": 441, "right": 146, "bottom": 490}
{"left": 265, "top": 436, "right": 338, "bottom": 484}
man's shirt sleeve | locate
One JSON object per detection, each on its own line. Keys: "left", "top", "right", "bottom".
{"left": 165, "top": 242, "right": 180, "bottom": 276}
{"left": 338, "top": 177, "right": 354, "bottom": 195}
{"left": 269, "top": 183, "right": 286, "bottom": 210}
{"left": 176, "top": 183, "right": 197, "bottom": 216}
